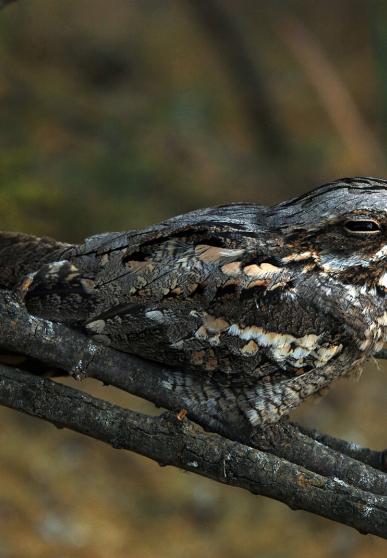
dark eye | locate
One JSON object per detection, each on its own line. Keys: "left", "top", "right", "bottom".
{"left": 344, "top": 219, "right": 381, "bottom": 234}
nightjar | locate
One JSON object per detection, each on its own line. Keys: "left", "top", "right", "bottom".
{"left": 6, "top": 177, "right": 387, "bottom": 428}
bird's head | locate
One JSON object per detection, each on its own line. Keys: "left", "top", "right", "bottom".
{"left": 269, "top": 177, "right": 387, "bottom": 293}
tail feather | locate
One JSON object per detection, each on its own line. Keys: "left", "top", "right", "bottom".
{"left": 0, "top": 232, "right": 73, "bottom": 289}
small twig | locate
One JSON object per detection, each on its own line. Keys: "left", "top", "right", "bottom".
{"left": 299, "top": 426, "right": 387, "bottom": 473}
{"left": 251, "top": 422, "right": 387, "bottom": 494}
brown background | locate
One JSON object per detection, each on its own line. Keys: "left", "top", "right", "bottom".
{"left": 0, "top": 1, "right": 386, "bottom": 556}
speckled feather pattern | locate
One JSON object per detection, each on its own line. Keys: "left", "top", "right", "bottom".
{"left": 15, "top": 177, "right": 387, "bottom": 428}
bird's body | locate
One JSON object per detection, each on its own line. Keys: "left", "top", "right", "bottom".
{"left": 12, "top": 177, "right": 387, "bottom": 427}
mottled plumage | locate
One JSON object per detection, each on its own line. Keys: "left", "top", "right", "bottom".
{"left": 11, "top": 177, "right": 387, "bottom": 428}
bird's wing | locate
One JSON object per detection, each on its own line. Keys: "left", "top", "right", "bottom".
{"left": 21, "top": 203, "right": 281, "bottom": 360}
{"left": 21, "top": 201, "right": 344, "bottom": 376}
{"left": 19, "top": 202, "right": 350, "bottom": 426}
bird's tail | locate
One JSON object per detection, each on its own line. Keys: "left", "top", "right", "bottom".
{"left": 0, "top": 231, "right": 73, "bottom": 289}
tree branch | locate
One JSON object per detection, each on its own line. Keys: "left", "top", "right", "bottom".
{"left": 0, "top": 364, "right": 386, "bottom": 538}
{"left": 0, "top": 288, "right": 386, "bottom": 536}
{"left": 299, "top": 426, "right": 387, "bottom": 472}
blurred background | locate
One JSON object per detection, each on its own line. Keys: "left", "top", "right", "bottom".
{"left": 0, "top": 0, "right": 386, "bottom": 556}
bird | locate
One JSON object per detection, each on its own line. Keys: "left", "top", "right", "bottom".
{"left": 3, "top": 176, "right": 387, "bottom": 429}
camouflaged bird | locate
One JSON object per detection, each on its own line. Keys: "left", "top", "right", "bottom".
{"left": 3, "top": 177, "right": 387, "bottom": 428}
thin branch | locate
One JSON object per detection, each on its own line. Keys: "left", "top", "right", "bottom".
{"left": 0, "top": 364, "right": 386, "bottom": 537}
{"left": 250, "top": 422, "right": 387, "bottom": 494}
{"left": 299, "top": 426, "right": 387, "bottom": 472}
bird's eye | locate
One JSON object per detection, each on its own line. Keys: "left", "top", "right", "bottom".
{"left": 343, "top": 219, "right": 381, "bottom": 234}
